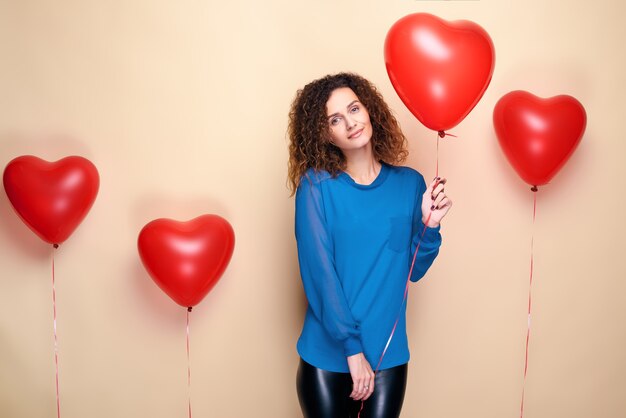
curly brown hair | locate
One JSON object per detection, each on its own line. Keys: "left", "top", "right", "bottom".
{"left": 287, "top": 72, "right": 408, "bottom": 195}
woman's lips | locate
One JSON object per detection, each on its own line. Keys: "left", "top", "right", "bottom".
{"left": 348, "top": 128, "right": 363, "bottom": 139}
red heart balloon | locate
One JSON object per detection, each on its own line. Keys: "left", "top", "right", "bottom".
{"left": 385, "top": 13, "right": 495, "bottom": 132}
{"left": 493, "top": 90, "right": 586, "bottom": 187}
{"left": 138, "top": 215, "right": 235, "bottom": 308}
{"left": 3, "top": 155, "right": 100, "bottom": 245}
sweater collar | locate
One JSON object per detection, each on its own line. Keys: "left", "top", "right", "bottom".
{"left": 339, "top": 162, "right": 390, "bottom": 189}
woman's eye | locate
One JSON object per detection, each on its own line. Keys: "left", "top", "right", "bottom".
{"left": 330, "top": 117, "right": 341, "bottom": 126}
{"left": 350, "top": 106, "right": 359, "bottom": 113}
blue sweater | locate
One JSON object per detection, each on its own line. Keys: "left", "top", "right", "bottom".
{"left": 295, "top": 163, "right": 442, "bottom": 372}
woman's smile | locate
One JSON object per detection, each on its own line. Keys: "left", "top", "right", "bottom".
{"left": 348, "top": 128, "right": 364, "bottom": 139}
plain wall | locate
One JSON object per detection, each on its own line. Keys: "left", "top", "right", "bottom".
{"left": 1, "top": 0, "right": 625, "bottom": 417}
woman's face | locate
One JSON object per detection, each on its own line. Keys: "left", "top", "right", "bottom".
{"left": 325, "top": 87, "right": 373, "bottom": 152}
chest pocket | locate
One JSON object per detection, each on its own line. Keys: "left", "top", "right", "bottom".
{"left": 387, "top": 215, "right": 412, "bottom": 253}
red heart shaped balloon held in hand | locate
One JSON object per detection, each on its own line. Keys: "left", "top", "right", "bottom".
{"left": 493, "top": 91, "right": 587, "bottom": 187}
{"left": 138, "top": 215, "right": 235, "bottom": 308}
{"left": 3, "top": 155, "right": 100, "bottom": 245}
{"left": 385, "top": 13, "right": 495, "bottom": 132}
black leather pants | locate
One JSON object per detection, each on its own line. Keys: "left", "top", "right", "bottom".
{"left": 296, "top": 358, "right": 408, "bottom": 418}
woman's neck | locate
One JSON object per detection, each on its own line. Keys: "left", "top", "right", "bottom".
{"left": 343, "top": 146, "right": 381, "bottom": 185}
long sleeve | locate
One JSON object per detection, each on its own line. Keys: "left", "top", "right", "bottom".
{"left": 409, "top": 174, "right": 442, "bottom": 282}
{"left": 295, "top": 176, "right": 363, "bottom": 356}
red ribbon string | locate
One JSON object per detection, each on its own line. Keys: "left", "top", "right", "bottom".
{"left": 357, "top": 135, "right": 447, "bottom": 416}
{"left": 374, "top": 212, "right": 431, "bottom": 373}
{"left": 52, "top": 246, "right": 61, "bottom": 418}
{"left": 435, "top": 130, "right": 457, "bottom": 178}
{"left": 436, "top": 133, "right": 440, "bottom": 178}
{"left": 358, "top": 210, "right": 435, "bottom": 417}
{"left": 186, "top": 308, "right": 193, "bottom": 418}
{"left": 520, "top": 188, "right": 538, "bottom": 418}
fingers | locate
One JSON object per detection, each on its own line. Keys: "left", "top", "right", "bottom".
{"left": 349, "top": 376, "right": 360, "bottom": 399}
{"left": 428, "top": 177, "right": 447, "bottom": 210}
{"left": 346, "top": 353, "right": 375, "bottom": 401}
{"left": 351, "top": 375, "right": 371, "bottom": 400}
{"left": 429, "top": 177, "right": 446, "bottom": 195}
{"left": 428, "top": 177, "right": 448, "bottom": 210}
{"left": 350, "top": 370, "right": 375, "bottom": 401}
{"left": 434, "top": 196, "right": 452, "bottom": 211}
{"left": 351, "top": 380, "right": 371, "bottom": 400}
{"left": 430, "top": 178, "right": 446, "bottom": 201}
{"left": 432, "top": 193, "right": 446, "bottom": 209}
{"left": 349, "top": 381, "right": 358, "bottom": 399}
{"left": 362, "top": 372, "right": 375, "bottom": 401}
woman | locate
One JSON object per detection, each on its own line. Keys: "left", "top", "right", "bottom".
{"left": 288, "top": 73, "right": 451, "bottom": 418}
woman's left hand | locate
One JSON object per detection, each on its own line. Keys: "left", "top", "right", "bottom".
{"left": 422, "top": 177, "right": 452, "bottom": 228}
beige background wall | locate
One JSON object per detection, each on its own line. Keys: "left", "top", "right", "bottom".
{"left": 1, "top": 0, "right": 624, "bottom": 417}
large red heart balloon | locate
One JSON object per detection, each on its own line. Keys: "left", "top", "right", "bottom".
{"left": 493, "top": 90, "right": 586, "bottom": 187}
{"left": 138, "top": 215, "right": 235, "bottom": 308}
{"left": 385, "top": 13, "right": 495, "bottom": 133}
{"left": 3, "top": 155, "right": 100, "bottom": 245}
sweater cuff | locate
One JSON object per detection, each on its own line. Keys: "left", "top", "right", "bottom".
{"left": 419, "top": 220, "right": 442, "bottom": 244}
{"left": 343, "top": 335, "right": 364, "bottom": 357}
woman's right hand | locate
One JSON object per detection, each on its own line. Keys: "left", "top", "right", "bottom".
{"left": 347, "top": 352, "right": 375, "bottom": 401}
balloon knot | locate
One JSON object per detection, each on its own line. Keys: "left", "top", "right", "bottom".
{"left": 531, "top": 186, "right": 538, "bottom": 192}
{"left": 187, "top": 306, "right": 193, "bottom": 312}
{"left": 53, "top": 243, "right": 59, "bottom": 249}
{"left": 437, "top": 131, "right": 458, "bottom": 138}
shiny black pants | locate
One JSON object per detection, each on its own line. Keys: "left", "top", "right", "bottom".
{"left": 296, "top": 359, "right": 408, "bottom": 418}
